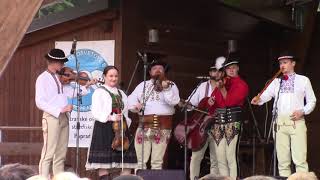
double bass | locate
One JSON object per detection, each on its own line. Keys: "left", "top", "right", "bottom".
{"left": 174, "top": 97, "right": 215, "bottom": 151}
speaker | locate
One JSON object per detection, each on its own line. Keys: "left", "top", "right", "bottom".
{"left": 136, "top": 169, "right": 185, "bottom": 180}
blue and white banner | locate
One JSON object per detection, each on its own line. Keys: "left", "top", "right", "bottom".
{"left": 55, "top": 40, "right": 115, "bottom": 147}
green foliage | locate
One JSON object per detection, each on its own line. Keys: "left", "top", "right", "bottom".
{"left": 35, "top": 0, "right": 77, "bottom": 19}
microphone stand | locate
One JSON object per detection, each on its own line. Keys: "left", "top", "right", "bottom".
{"left": 140, "top": 53, "right": 148, "bottom": 169}
{"left": 125, "top": 54, "right": 141, "bottom": 94}
{"left": 71, "top": 39, "right": 81, "bottom": 175}
{"left": 267, "top": 78, "right": 282, "bottom": 176}
{"left": 246, "top": 97, "right": 263, "bottom": 175}
{"left": 181, "top": 79, "right": 207, "bottom": 176}
{"left": 124, "top": 51, "right": 149, "bottom": 169}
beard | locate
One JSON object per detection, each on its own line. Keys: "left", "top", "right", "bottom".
{"left": 150, "top": 71, "right": 162, "bottom": 79}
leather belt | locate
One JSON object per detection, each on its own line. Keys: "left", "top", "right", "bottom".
{"left": 139, "top": 115, "right": 172, "bottom": 129}
{"left": 214, "top": 106, "right": 242, "bottom": 124}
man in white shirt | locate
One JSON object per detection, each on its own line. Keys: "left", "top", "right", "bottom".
{"left": 35, "top": 48, "right": 95, "bottom": 178}
{"left": 189, "top": 57, "right": 225, "bottom": 180}
{"left": 251, "top": 51, "right": 316, "bottom": 177}
{"left": 128, "top": 60, "right": 180, "bottom": 169}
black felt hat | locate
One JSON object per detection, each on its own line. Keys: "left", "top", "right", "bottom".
{"left": 223, "top": 52, "right": 239, "bottom": 68}
{"left": 45, "top": 48, "right": 68, "bottom": 62}
{"left": 277, "top": 51, "right": 297, "bottom": 61}
{"left": 149, "top": 60, "right": 170, "bottom": 72}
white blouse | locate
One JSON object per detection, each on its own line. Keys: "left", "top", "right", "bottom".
{"left": 91, "top": 85, "right": 132, "bottom": 127}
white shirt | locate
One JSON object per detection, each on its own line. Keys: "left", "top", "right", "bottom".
{"left": 259, "top": 73, "right": 316, "bottom": 118}
{"left": 188, "top": 80, "right": 215, "bottom": 106}
{"left": 128, "top": 79, "right": 180, "bottom": 115}
{"left": 35, "top": 71, "right": 89, "bottom": 118}
{"left": 91, "top": 85, "right": 132, "bottom": 127}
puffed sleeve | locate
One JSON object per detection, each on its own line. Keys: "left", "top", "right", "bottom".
{"left": 91, "top": 88, "right": 112, "bottom": 123}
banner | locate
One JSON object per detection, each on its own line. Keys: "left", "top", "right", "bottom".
{"left": 55, "top": 40, "right": 115, "bottom": 147}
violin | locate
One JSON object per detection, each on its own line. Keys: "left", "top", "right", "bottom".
{"left": 111, "top": 109, "right": 130, "bottom": 151}
{"left": 153, "top": 72, "right": 174, "bottom": 92}
{"left": 58, "top": 67, "right": 104, "bottom": 85}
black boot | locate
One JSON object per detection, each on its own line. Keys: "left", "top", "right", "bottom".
{"left": 99, "top": 174, "right": 111, "bottom": 180}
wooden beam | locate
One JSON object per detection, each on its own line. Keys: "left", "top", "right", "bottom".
{"left": 0, "top": 142, "right": 42, "bottom": 155}
{"left": 0, "top": 0, "right": 44, "bottom": 77}
{"left": 218, "top": 0, "right": 296, "bottom": 30}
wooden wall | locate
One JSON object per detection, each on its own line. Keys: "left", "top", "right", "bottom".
{"left": 303, "top": 14, "right": 320, "bottom": 175}
{"left": 0, "top": 10, "right": 121, "bottom": 179}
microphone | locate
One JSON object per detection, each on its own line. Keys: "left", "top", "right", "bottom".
{"left": 195, "top": 76, "right": 211, "bottom": 80}
{"left": 70, "top": 38, "right": 77, "bottom": 54}
{"left": 136, "top": 51, "right": 143, "bottom": 58}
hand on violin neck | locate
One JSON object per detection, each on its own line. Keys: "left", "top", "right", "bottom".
{"left": 207, "top": 96, "right": 215, "bottom": 106}
{"left": 134, "top": 103, "right": 143, "bottom": 112}
{"left": 251, "top": 95, "right": 261, "bottom": 105}
{"left": 61, "top": 104, "right": 73, "bottom": 113}
{"left": 85, "top": 78, "right": 97, "bottom": 88}
{"left": 109, "top": 113, "right": 122, "bottom": 122}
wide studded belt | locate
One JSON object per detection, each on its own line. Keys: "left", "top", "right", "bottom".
{"left": 214, "top": 106, "right": 242, "bottom": 124}
{"left": 139, "top": 115, "right": 173, "bottom": 129}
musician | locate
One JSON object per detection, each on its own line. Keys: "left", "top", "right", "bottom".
{"left": 35, "top": 48, "right": 96, "bottom": 178}
{"left": 86, "top": 66, "right": 137, "bottom": 180}
{"left": 189, "top": 57, "right": 226, "bottom": 180}
{"left": 210, "top": 53, "right": 248, "bottom": 179}
{"left": 128, "top": 60, "right": 180, "bottom": 169}
{"left": 251, "top": 51, "right": 316, "bottom": 177}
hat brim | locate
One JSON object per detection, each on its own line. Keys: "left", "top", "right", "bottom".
{"left": 277, "top": 56, "right": 297, "bottom": 61}
{"left": 149, "top": 61, "right": 170, "bottom": 72}
{"left": 224, "top": 61, "right": 239, "bottom": 67}
{"left": 45, "top": 54, "right": 68, "bottom": 62}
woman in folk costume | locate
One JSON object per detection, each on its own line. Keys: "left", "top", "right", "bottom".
{"left": 86, "top": 66, "right": 137, "bottom": 180}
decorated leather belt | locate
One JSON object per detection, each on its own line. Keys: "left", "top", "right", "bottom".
{"left": 139, "top": 115, "right": 172, "bottom": 129}
{"left": 214, "top": 106, "right": 242, "bottom": 124}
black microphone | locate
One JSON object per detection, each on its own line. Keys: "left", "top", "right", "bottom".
{"left": 70, "top": 38, "right": 77, "bottom": 54}
{"left": 195, "top": 76, "right": 211, "bottom": 80}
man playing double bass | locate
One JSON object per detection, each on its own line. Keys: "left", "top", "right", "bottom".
{"left": 188, "top": 57, "right": 226, "bottom": 180}
{"left": 210, "top": 52, "right": 248, "bottom": 179}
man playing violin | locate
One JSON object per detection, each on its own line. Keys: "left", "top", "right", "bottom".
{"left": 210, "top": 52, "right": 248, "bottom": 179}
{"left": 128, "top": 60, "right": 180, "bottom": 170}
{"left": 35, "top": 48, "right": 96, "bottom": 178}
{"left": 188, "top": 57, "right": 225, "bottom": 180}
{"left": 251, "top": 51, "right": 316, "bottom": 177}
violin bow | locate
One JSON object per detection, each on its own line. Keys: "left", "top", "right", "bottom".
{"left": 256, "top": 68, "right": 282, "bottom": 99}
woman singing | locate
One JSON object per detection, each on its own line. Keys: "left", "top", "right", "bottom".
{"left": 86, "top": 66, "right": 137, "bottom": 180}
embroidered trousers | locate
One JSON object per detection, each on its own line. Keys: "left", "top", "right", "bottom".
{"left": 211, "top": 122, "right": 241, "bottom": 179}
{"left": 134, "top": 128, "right": 171, "bottom": 169}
